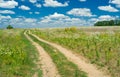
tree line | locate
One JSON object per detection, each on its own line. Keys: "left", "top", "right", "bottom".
{"left": 94, "top": 20, "right": 120, "bottom": 26}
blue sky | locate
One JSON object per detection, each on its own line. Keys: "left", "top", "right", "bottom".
{"left": 0, "top": 0, "right": 120, "bottom": 28}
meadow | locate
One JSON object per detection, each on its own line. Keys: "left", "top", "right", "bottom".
{"left": 31, "top": 27, "right": 120, "bottom": 77}
{"left": 0, "top": 29, "right": 40, "bottom": 77}
{"left": 0, "top": 27, "right": 120, "bottom": 77}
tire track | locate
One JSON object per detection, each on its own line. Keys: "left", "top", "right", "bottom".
{"left": 24, "top": 31, "right": 60, "bottom": 77}
{"left": 30, "top": 32, "right": 110, "bottom": 77}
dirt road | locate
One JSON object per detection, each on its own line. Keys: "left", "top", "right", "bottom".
{"left": 30, "top": 32, "right": 110, "bottom": 77}
{"left": 24, "top": 31, "right": 60, "bottom": 77}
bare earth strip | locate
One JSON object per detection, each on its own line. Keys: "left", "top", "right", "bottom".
{"left": 24, "top": 31, "right": 60, "bottom": 77}
{"left": 30, "top": 32, "right": 110, "bottom": 77}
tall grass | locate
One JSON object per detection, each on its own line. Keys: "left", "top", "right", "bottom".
{"left": 0, "top": 29, "right": 40, "bottom": 77}
{"left": 31, "top": 28, "right": 120, "bottom": 77}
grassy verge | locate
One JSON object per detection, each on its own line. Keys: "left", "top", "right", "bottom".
{"left": 28, "top": 32, "right": 87, "bottom": 77}
{"left": 0, "top": 29, "right": 42, "bottom": 77}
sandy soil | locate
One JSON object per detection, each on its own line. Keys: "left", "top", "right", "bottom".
{"left": 24, "top": 31, "right": 60, "bottom": 77}
{"left": 30, "top": 32, "right": 110, "bottom": 77}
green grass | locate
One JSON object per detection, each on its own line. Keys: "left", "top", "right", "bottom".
{"left": 0, "top": 29, "right": 42, "bottom": 77}
{"left": 27, "top": 32, "right": 87, "bottom": 77}
{"left": 31, "top": 28, "right": 120, "bottom": 77}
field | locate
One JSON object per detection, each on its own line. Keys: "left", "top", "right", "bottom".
{"left": 0, "top": 27, "right": 120, "bottom": 77}
{"left": 0, "top": 29, "right": 41, "bottom": 77}
{"left": 30, "top": 27, "right": 120, "bottom": 77}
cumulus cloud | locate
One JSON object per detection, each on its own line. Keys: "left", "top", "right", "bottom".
{"left": 98, "top": 15, "right": 118, "bottom": 21}
{"left": 25, "top": 18, "right": 37, "bottom": 23}
{"left": 88, "top": 15, "right": 119, "bottom": 25}
{"left": 0, "top": 10, "right": 15, "bottom": 14}
{"left": 43, "top": 0, "right": 68, "bottom": 7}
{"left": 29, "top": 0, "right": 37, "bottom": 3}
{"left": 40, "top": 12, "right": 87, "bottom": 27}
{"left": 40, "top": 12, "right": 69, "bottom": 23}
{"left": 109, "top": 0, "right": 120, "bottom": 5}
{"left": 0, "top": 14, "right": 11, "bottom": 26}
{"left": 0, "top": 12, "right": 90, "bottom": 28}
{"left": 98, "top": 5, "right": 119, "bottom": 12}
{"left": 3, "top": 12, "right": 115, "bottom": 28}
{"left": 29, "top": 12, "right": 40, "bottom": 14}
{"left": 1, "top": 13, "right": 118, "bottom": 28}
{"left": 109, "top": 0, "right": 120, "bottom": 8}
{"left": 0, "top": 0, "right": 18, "bottom": 8}
{"left": 35, "top": 3, "right": 41, "bottom": 8}
{"left": 89, "top": 15, "right": 119, "bottom": 23}
{"left": 35, "top": 12, "right": 40, "bottom": 14}
{"left": 67, "top": 8, "right": 95, "bottom": 17}
{"left": 0, "top": 14, "right": 11, "bottom": 20}
{"left": 19, "top": 5, "right": 30, "bottom": 10}
{"left": 2, "top": 17, "right": 38, "bottom": 28}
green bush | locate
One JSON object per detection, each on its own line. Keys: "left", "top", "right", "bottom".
{"left": 6, "top": 25, "right": 13, "bottom": 29}
{"left": 64, "top": 27, "right": 77, "bottom": 32}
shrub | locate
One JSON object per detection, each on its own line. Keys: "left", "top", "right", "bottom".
{"left": 7, "top": 25, "right": 13, "bottom": 29}
{"left": 64, "top": 27, "right": 77, "bottom": 32}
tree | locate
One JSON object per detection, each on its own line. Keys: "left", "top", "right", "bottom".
{"left": 94, "top": 20, "right": 120, "bottom": 26}
{"left": 109, "top": 20, "right": 114, "bottom": 26}
{"left": 6, "top": 25, "right": 13, "bottom": 29}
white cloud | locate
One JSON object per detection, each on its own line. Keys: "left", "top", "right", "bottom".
{"left": 109, "top": 0, "right": 120, "bottom": 5}
{"left": 47, "top": 12, "right": 68, "bottom": 18}
{"left": 3, "top": 17, "right": 38, "bottom": 28}
{"left": 1, "top": 13, "right": 102, "bottom": 28}
{"left": 98, "top": 5, "right": 119, "bottom": 12}
{"left": 43, "top": 0, "right": 68, "bottom": 7}
{"left": 35, "top": 3, "right": 41, "bottom": 8}
{"left": 0, "top": 0, "right": 18, "bottom": 8}
{"left": 0, "top": 15, "right": 11, "bottom": 27}
{"left": 89, "top": 18, "right": 98, "bottom": 22}
{"left": 19, "top": 5, "right": 30, "bottom": 10}
{"left": 0, "top": 12, "right": 86, "bottom": 28}
{"left": 0, "top": 14, "right": 11, "bottom": 21}
{"left": 35, "top": 12, "right": 40, "bottom": 14}
{"left": 90, "top": 15, "right": 119, "bottom": 23}
{"left": 29, "top": 12, "right": 40, "bottom": 14}
{"left": 0, "top": 15, "right": 11, "bottom": 26}
{"left": 98, "top": 15, "right": 117, "bottom": 21}
{"left": 29, "top": 0, "right": 37, "bottom": 3}
{"left": 25, "top": 18, "right": 37, "bottom": 23}
{"left": 88, "top": 15, "right": 118, "bottom": 25}
{"left": 0, "top": 12, "right": 93, "bottom": 28}
{"left": 0, "top": 10, "right": 15, "bottom": 14}
{"left": 41, "top": 12, "right": 69, "bottom": 23}
{"left": 67, "top": 8, "right": 95, "bottom": 17}
{"left": 79, "top": 0, "right": 86, "bottom": 2}
{"left": 109, "top": 0, "right": 120, "bottom": 8}
{"left": 40, "top": 12, "right": 87, "bottom": 27}
{"left": 88, "top": 15, "right": 119, "bottom": 25}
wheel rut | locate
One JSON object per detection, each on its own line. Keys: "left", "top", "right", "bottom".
{"left": 24, "top": 31, "right": 60, "bottom": 77}
{"left": 30, "top": 32, "right": 110, "bottom": 77}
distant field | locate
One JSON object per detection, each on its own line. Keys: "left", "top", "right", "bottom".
{"left": 77, "top": 26, "right": 120, "bottom": 32}
{"left": 31, "top": 27, "right": 120, "bottom": 77}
